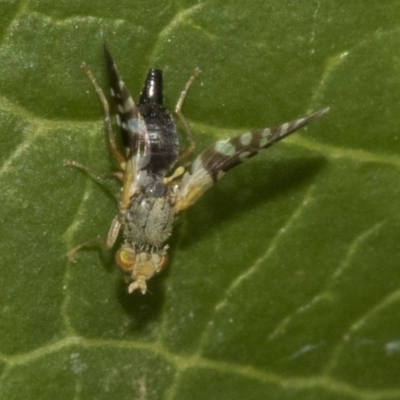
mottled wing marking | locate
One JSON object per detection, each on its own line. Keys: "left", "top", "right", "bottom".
{"left": 174, "top": 107, "right": 329, "bottom": 212}
{"left": 103, "top": 44, "right": 150, "bottom": 169}
{"left": 200, "top": 107, "right": 329, "bottom": 178}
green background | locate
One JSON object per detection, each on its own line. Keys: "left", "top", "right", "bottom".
{"left": 0, "top": 0, "right": 399, "bottom": 399}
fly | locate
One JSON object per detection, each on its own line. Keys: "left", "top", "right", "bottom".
{"left": 66, "top": 44, "right": 329, "bottom": 294}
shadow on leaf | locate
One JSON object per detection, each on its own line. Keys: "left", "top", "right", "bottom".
{"left": 116, "top": 272, "right": 166, "bottom": 330}
{"left": 176, "top": 155, "right": 327, "bottom": 249}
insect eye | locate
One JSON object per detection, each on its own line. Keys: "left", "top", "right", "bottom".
{"left": 116, "top": 247, "right": 136, "bottom": 274}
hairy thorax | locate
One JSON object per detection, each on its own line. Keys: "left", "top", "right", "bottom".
{"left": 122, "top": 180, "right": 175, "bottom": 246}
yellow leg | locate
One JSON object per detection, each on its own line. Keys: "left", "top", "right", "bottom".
{"left": 175, "top": 68, "right": 201, "bottom": 161}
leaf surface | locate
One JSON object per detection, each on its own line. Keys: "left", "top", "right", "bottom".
{"left": 0, "top": 1, "right": 399, "bottom": 399}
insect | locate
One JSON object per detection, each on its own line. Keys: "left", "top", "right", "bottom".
{"left": 66, "top": 44, "right": 328, "bottom": 294}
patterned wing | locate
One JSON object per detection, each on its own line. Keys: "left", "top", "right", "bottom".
{"left": 103, "top": 44, "right": 150, "bottom": 169}
{"left": 174, "top": 107, "right": 329, "bottom": 212}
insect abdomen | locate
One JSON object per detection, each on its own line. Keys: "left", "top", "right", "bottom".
{"left": 138, "top": 103, "right": 179, "bottom": 175}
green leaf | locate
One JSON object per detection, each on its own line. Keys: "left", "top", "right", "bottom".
{"left": 1, "top": 1, "right": 400, "bottom": 399}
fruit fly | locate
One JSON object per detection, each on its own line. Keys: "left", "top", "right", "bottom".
{"left": 66, "top": 44, "right": 328, "bottom": 294}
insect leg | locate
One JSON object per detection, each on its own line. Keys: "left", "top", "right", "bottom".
{"left": 175, "top": 68, "right": 201, "bottom": 160}
{"left": 63, "top": 160, "right": 123, "bottom": 183}
{"left": 81, "top": 62, "right": 126, "bottom": 167}
{"left": 66, "top": 202, "right": 121, "bottom": 262}
{"left": 64, "top": 160, "right": 122, "bottom": 260}
{"left": 106, "top": 215, "right": 122, "bottom": 249}
{"left": 67, "top": 236, "right": 105, "bottom": 262}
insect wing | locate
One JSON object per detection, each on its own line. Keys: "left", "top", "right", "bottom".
{"left": 103, "top": 44, "right": 151, "bottom": 170}
{"left": 174, "top": 107, "right": 329, "bottom": 212}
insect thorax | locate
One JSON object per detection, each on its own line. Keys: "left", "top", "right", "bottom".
{"left": 122, "top": 177, "right": 175, "bottom": 247}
